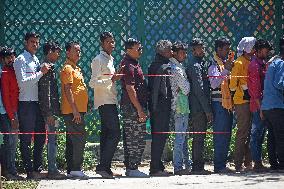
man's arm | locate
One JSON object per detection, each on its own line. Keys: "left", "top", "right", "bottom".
{"left": 63, "top": 83, "right": 81, "bottom": 124}
{"left": 208, "top": 64, "right": 230, "bottom": 89}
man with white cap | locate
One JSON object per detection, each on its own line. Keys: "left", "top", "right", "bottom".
{"left": 229, "top": 37, "right": 256, "bottom": 172}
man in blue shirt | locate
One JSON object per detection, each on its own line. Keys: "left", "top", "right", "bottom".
{"left": 262, "top": 37, "right": 284, "bottom": 171}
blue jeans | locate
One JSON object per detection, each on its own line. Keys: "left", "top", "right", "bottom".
{"left": 173, "top": 113, "right": 192, "bottom": 172}
{"left": 250, "top": 111, "right": 265, "bottom": 162}
{"left": 212, "top": 101, "right": 233, "bottom": 172}
{"left": 46, "top": 123, "right": 58, "bottom": 173}
{"left": 0, "top": 114, "right": 18, "bottom": 175}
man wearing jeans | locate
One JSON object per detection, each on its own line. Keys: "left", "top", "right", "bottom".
{"left": 208, "top": 37, "right": 234, "bottom": 173}
{"left": 89, "top": 32, "right": 121, "bottom": 179}
{"left": 38, "top": 41, "right": 66, "bottom": 179}
{"left": 262, "top": 37, "right": 284, "bottom": 172}
{"left": 169, "top": 41, "right": 191, "bottom": 175}
{"left": 60, "top": 41, "right": 88, "bottom": 178}
{"left": 14, "top": 32, "right": 50, "bottom": 179}
{"left": 248, "top": 39, "right": 272, "bottom": 171}
{"left": 0, "top": 47, "right": 22, "bottom": 180}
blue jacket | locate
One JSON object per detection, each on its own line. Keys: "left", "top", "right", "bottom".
{"left": 261, "top": 56, "right": 284, "bottom": 110}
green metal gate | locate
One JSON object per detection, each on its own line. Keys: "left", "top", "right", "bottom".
{"left": 0, "top": 0, "right": 283, "bottom": 141}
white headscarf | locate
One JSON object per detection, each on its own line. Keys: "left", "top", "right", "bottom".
{"left": 237, "top": 37, "right": 256, "bottom": 57}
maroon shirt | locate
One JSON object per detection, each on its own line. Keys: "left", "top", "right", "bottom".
{"left": 120, "top": 54, "right": 148, "bottom": 108}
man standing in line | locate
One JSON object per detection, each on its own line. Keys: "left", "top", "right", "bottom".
{"left": 60, "top": 41, "right": 88, "bottom": 178}
{"left": 261, "top": 37, "right": 284, "bottom": 172}
{"left": 120, "top": 38, "right": 148, "bottom": 177}
{"left": 38, "top": 41, "right": 66, "bottom": 179}
{"left": 186, "top": 38, "right": 213, "bottom": 174}
{"left": 14, "top": 32, "right": 50, "bottom": 179}
{"left": 208, "top": 37, "right": 234, "bottom": 173}
{"left": 148, "top": 40, "right": 173, "bottom": 176}
{"left": 229, "top": 37, "right": 256, "bottom": 172}
{"left": 0, "top": 47, "right": 23, "bottom": 180}
{"left": 89, "top": 32, "right": 121, "bottom": 179}
{"left": 248, "top": 39, "right": 272, "bottom": 171}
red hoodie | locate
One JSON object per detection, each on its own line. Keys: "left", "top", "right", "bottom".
{"left": 1, "top": 65, "right": 19, "bottom": 120}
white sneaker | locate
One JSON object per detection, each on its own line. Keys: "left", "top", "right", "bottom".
{"left": 126, "top": 169, "right": 148, "bottom": 177}
{"left": 68, "top": 171, "right": 89, "bottom": 179}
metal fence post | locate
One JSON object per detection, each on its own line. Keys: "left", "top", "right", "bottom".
{"left": 136, "top": 0, "right": 146, "bottom": 67}
{"left": 275, "top": 0, "right": 284, "bottom": 53}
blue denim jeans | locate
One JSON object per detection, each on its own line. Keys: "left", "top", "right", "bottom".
{"left": 250, "top": 111, "right": 265, "bottom": 162}
{"left": 0, "top": 114, "right": 18, "bottom": 175}
{"left": 46, "top": 123, "right": 58, "bottom": 173}
{"left": 173, "top": 113, "right": 192, "bottom": 172}
{"left": 212, "top": 101, "right": 233, "bottom": 172}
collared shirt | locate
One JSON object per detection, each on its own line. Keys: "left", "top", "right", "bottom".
{"left": 248, "top": 57, "right": 266, "bottom": 112}
{"left": 0, "top": 67, "right": 6, "bottom": 114}
{"left": 169, "top": 57, "right": 190, "bottom": 113}
{"left": 13, "top": 50, "right": 43, "bottom": 101}
{"left": 60, "top": 59, "right": 88, "bottom": 114}
{"left": 89, "top": 51, "right": 118, "bottom": 109}
{"left": 120, "top": 54, "right": 148, "bottom": 108}
{"left": 1, "top": 65, "right": 19, "bottom": 120}
{"left": 261, "top": 57, "right": 284, "bottom": 110}
{"left": 229, "top": 55, "right": 250, "bottom": 104}
{"left": 208, "top": 56, "right": 230, "bottom": 101}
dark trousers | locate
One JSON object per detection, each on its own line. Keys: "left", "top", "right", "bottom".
{"left": 96, "top": 104, "right": 121, "bottom": 173}
{"left": 191, "top": 112, "right": 208, "bottom": 171}
{"left": 18, "top": 101, "right": 45, "bottom": 173}
{"left": 263, "top": 109, "right": 284, "bottom": 169}
{"left": 149, "top": 109, "right": 171, "bottom": 174}
{"left": 63, "top": 113, "right": 87, "bottom": 173}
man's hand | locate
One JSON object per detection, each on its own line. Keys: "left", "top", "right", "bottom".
{"left": 111, "top": 65, "right": 125, "bottom": 82}
{"left": 11, "top": 118, "right": 19, "bottom": 130}
{"left": 41, "top": 63, "right": 50, "bottom": 74}
{"left": 224, "top": 60, "right": 234, "bottom": 71}
{"left": 138, "top": 110, "right": 147, "bottom": 123}
{"left": 260, "top": 110, "right": 265, "bottom": 120}
{"left": 46, "top": 116, "right": 55, "bottom": 126}
{"left": 206, "top": 112, "right": 213, "bottom": 123}
{"left": 72, "top": 109, "right": 81, "bottom": 124}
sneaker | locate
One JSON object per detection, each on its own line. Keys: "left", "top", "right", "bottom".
{"left": 67, "top": 171, "right": 89, "bottom": 179}
{"left": 174, "top": 169, "right": 191, "bottom": 176}
{"left": 47, "top": 172, "right": 67, "bottom": 180}
{"left": 150, "top": 170, "right": 171, "bottom": 177}
{"left": 96, "top": 170, "right": 113, "bottom": 179}
{"left": 125, "top": 169, "right": 148, "bottom": 177}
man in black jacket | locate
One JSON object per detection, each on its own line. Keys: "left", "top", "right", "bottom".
{"left": 186, "top": 38, "right": 213, "bottom": 174}
{"left": 148, "top": 40, "right": 173, "bottom": 176}
{"left": 38, "top": 41, "right": 65, "bottom": 179}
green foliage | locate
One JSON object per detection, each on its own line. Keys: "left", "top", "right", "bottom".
{"left": 2, "top": 179, "right": 38, "bottom": 189}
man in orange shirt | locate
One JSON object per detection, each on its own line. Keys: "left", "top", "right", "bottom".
{"left": 60, "top": 41, "right": 88, "bottom": 178}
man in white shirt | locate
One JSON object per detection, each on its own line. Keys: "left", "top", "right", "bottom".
{"left": 13, "top": 32, "right": 50, "bottom": 179}
{"left": 89, "top": 32, "right": 121, "bottom": 179}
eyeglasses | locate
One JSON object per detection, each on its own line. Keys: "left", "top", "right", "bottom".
{"left": 132, "top": 46, "right": 143, "bottom": 52}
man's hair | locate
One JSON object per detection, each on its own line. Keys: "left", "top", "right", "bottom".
{"left": 0, "top": 46, "right": 16, "bottom": 57}
{"left": 124, "top": 38, "right": 141, "bottom": 50}
{"left": 43, "top": 41, "right": 62, "bottom": 55}
{"left": 100, "top": 31, "right": 114, "bottom": 43}
{"left": 254, "top": 39, "right": 272, "bottom": 52}
{"left": 24, "top": 32, "right": 40, "bottom": 41}
{"left": 215, "top": 36, "right": 231, "bottom": 52}
{"left": 172, "top": 41, "right": 188, "bottom": 52}
{"left": 280, "top": 36, "right": 284, "bottom": 55}
{"left": 189, "top": 38, "right": 205, "bottom": 47}
{"left": 155, "top": 40, "right": 172, "bottom": 54}
{"left": 65, "top": 41, "right": 80, "bottom": 51}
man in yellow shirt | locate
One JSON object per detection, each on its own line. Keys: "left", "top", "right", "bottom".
{"left": 229, "top": 37, "right": 256, "bottom": 172}
{"left": 60, "top": 41, "right": 88, "bottom": 178}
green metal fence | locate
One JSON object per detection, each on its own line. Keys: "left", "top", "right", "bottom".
{"left": 0, "top": 0, "right": 283, "bottom": 141}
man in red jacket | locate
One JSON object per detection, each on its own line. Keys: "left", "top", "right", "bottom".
{"left": 0, "top": 47, "right": 22, "bottom": 180}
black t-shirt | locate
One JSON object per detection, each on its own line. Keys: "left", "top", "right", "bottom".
{"left": 120, "top": 54, "right": 148, "bottom": 108}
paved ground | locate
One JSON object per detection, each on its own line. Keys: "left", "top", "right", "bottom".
{"left": 37, "top": 165, "right": 284, "bottom": 189}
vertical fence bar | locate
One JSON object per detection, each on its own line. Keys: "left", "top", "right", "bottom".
{"left": 275, "top": 0, "right": 283, "bottom": 53}
{"left": 0, "top": 0, "right": 5, "bottom": 46}
{"left": 136, "top": 0, "right": 146, "bottom": 67}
